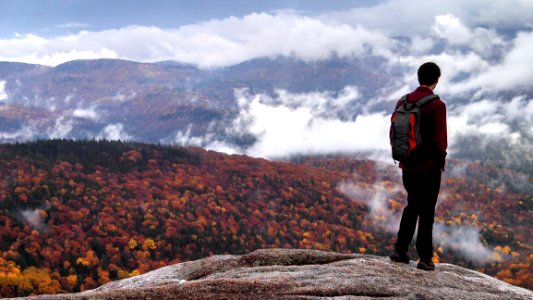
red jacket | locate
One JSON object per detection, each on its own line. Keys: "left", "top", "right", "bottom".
{"left": 395, "top": 86, "right": 447, "bottom": 172}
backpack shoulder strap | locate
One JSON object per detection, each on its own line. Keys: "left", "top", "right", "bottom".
{"left": 415, "top": 94, "right": 439, "bottom": 107}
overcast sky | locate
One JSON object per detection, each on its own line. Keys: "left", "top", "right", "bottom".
{"left": 1, "top": 0, "right": 532, "bottom": 67}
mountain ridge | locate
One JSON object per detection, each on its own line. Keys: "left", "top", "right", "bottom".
{"left": 0, "top": 57, "right": 389, "bottom": 144}
{"left": 0, "top": 140, "right": 530, "bottom": 297}
{"left": 1, "top": 57, "right": 531, "bottom": 175}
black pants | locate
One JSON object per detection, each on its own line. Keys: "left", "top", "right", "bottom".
{"left": 394, "top": 169, "right": 441, "bottom": 261}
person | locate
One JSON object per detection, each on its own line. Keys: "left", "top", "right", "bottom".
{"left": 389, "top": 62, "right": 447, "bottom": 271}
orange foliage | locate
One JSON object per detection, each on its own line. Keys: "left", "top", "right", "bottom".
{"left": 0, "top": 141, "right": 530, "bottom": 297}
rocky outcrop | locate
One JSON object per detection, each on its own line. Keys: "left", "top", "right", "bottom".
{"left": 20, "top": 249, "right": 533, "bottom": 300}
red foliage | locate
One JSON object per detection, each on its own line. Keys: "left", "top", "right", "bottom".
{"left": 0, "top": 142, "right": 530, "bottom": 297}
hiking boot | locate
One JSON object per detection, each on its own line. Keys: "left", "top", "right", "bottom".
{"left": 390, "top": 251, "right": 410, "bottom": 264}
{"left": 417, "top": 260, "right": 435, "bottom": 271}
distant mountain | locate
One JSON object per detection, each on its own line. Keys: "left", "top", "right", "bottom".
{"left": 0, "top": 140, "right": 530, "bottom": 297}
{"left": 1, "top": 57, "right": 531, "bottom": 175}
{"left": 0, "top": 56, "right": 533, "bottom": 175}
{"left": 0, "top": 57, "right": 393, "bottom": 144}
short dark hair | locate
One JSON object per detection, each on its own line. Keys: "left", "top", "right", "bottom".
{"left": 417, "top": 62, "right": 441, "bottom": 86}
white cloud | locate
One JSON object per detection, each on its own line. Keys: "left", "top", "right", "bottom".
{"left": 170, "top": 124, "right": 211, "bottom": 147}
{"left": 0, "top": 13, "right": 394, "bottom": 68}
{"left": 0, "top": 81, "right": 7, "bottom": 102}
{"left": 331, "top": 0, "right": 533, "bottom": 35}
{"left": 338, "top": 178, "right": 403, "bottom": 232}
{"left": 108, "top": 91, "right": 137, "bottom": 103}
{"left": 409, "top": 36, "right": 435, "bottom": 55}
{"left": 97, "top": 123, "right": 132, "bottom": 141}
{"left": 47, "top": 116, "right": 73, "bottom": 139}
{"left": 434, "top": 223, "right": 494, "bottom": 262}
{"left": 450, "top": 31, "right": 533, "bottom": 93}
{"left": 0, "top": 7, "right": 529, "bottom": 98}
{"left": 222, "top": 88, "right": 390, "bottom": 158}
{"left": 268, "top": 86, "right": 360, "bottom": 115}
{"left": 72, "top": 106, "right": 100, "bottom": 121}
{"left": 503, "top": 96, "right": 533, "bottom": 122}
{"left": 447, "top": 97, "right": 532, "bottom": 147}
{"left": 20, "top": 209, "right": 46, "bottom": 230}
{"left": 0, "top": 125, "right": 37, "bottom": 141}
{"left": 432, "top": 14, "right": 504, "bottom": 55}
{"left": 202, "top": 83, "right": 531, "bottom": 159}
{"left": 338, "top": 164, "right": 496, "bottom": 263}
{"left": 433, "top": 14, "right": 474, "bottom": 45}
{"left": 3, "top": 48, "right": 119, "bottom": 67}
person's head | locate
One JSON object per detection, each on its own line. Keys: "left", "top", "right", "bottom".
{"left": 417, "top": 62, "right": 440, "bottom": 86}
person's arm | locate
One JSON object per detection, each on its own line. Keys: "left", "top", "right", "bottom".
{"left": 434, "top": 100, "right": 447, "bottom": 170}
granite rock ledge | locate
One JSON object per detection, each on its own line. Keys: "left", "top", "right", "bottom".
{"left": 18, "top": 248, "right": 533, "bottom": 300}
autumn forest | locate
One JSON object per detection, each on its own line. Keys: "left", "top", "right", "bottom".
{"left": 0, "top": 140, "right": 531, "bottom": 297}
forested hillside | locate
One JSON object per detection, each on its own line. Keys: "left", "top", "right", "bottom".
{"left": 0, "top": 140, "right": 530, "bottom": 297}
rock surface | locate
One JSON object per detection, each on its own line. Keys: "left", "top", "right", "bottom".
{"left": 19, "top": 248, "right": 533, "bottom": 300}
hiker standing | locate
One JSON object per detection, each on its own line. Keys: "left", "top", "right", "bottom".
{"left": 389, "top": 62, "right": 447, "bottom": 271}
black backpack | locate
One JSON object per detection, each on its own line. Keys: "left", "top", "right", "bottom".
{"left": 390, "top": 94, "right": 438, "bottom": 162}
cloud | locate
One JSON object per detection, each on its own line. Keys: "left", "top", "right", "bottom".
{"left": 337, "top": 166, "right": 403, "bottom": 232}
{"left": 0, "top": 124, "right": 37, "bottom": 141}
{"left": 452, "top": 31, "right": 533, "bottom": 93}
{"left": 97, "top": 123, "right": 132, "bottom": 141}
{"left": 20, "top": 208, "right": 48, "bottom": 231}
{"left": 338, "top": 163, "right": 496, "bottom": 263}
{"left": 434, "top": 223, "right": 494, "bottom": 262}
{"left": 0, "top": 81, "right": 7, "bottom": 102}
{"left": 447, "top": 97, "right": 532, "bottom": 148}
{"left": 47, "top": 116, "right": 73, "bottom": 139}
{"left": 72, "top": 106, "right": 100, "bottom": 121}
{"left": 201, "top": 80, "right": 531, "bottom": 161}
{"left": 213, "top": 88, "right": 390, "bottom": 158}
{"left": 0, "top": 7, "right": 529, "bottom": 98}
{"left": 330, "top": 0, "right": 533, "bottom": 35}
{"left": 108, "top": 90, "right": 137, "bottom": 103}
{"left": 432, "top": 14, "right": 504, "bottom": 55}
{"left": 169, "top": 124, "right": 213, "bottom": 147}
{"left": 0, "top": 12, "right": 394, "bottom": 68}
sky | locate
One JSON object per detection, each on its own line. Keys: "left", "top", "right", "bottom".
{"left": 1, "top": 0, "right": 532, "bottom": 67}
{"left": 0, "top": 0, "right": 378, "bottom": 38}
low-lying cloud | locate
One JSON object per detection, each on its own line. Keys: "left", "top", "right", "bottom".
{"left": 47, "top": 116, "right": 73, "bottom": 139}
{"left": 337, "top": 165, "right": 403, "bottom": 232}
{"left": 72, "top": 106, "right": 100, "bottom": 121}
{"left": 195, "top": 84, "right": 532, "bottom": 162}
{"left": 19, "top": 204, "right": 51, "bottom": 231}
{"left": 207, "top": 87, "right": 390, "bottom": 158}
{"left": 448, "top": 96, "right": 533, "bottom": 141}
{"left": 96, "top": 123, "right": 132, "bottom": 141}
{"left": 433, "top": 223, "right": 494, "bottom": 262}
{"left": 338, "top": 164, "right": 496, "bottom": 263}
{"left": 0, "top": 81, "right": 7, "bottom": 102}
